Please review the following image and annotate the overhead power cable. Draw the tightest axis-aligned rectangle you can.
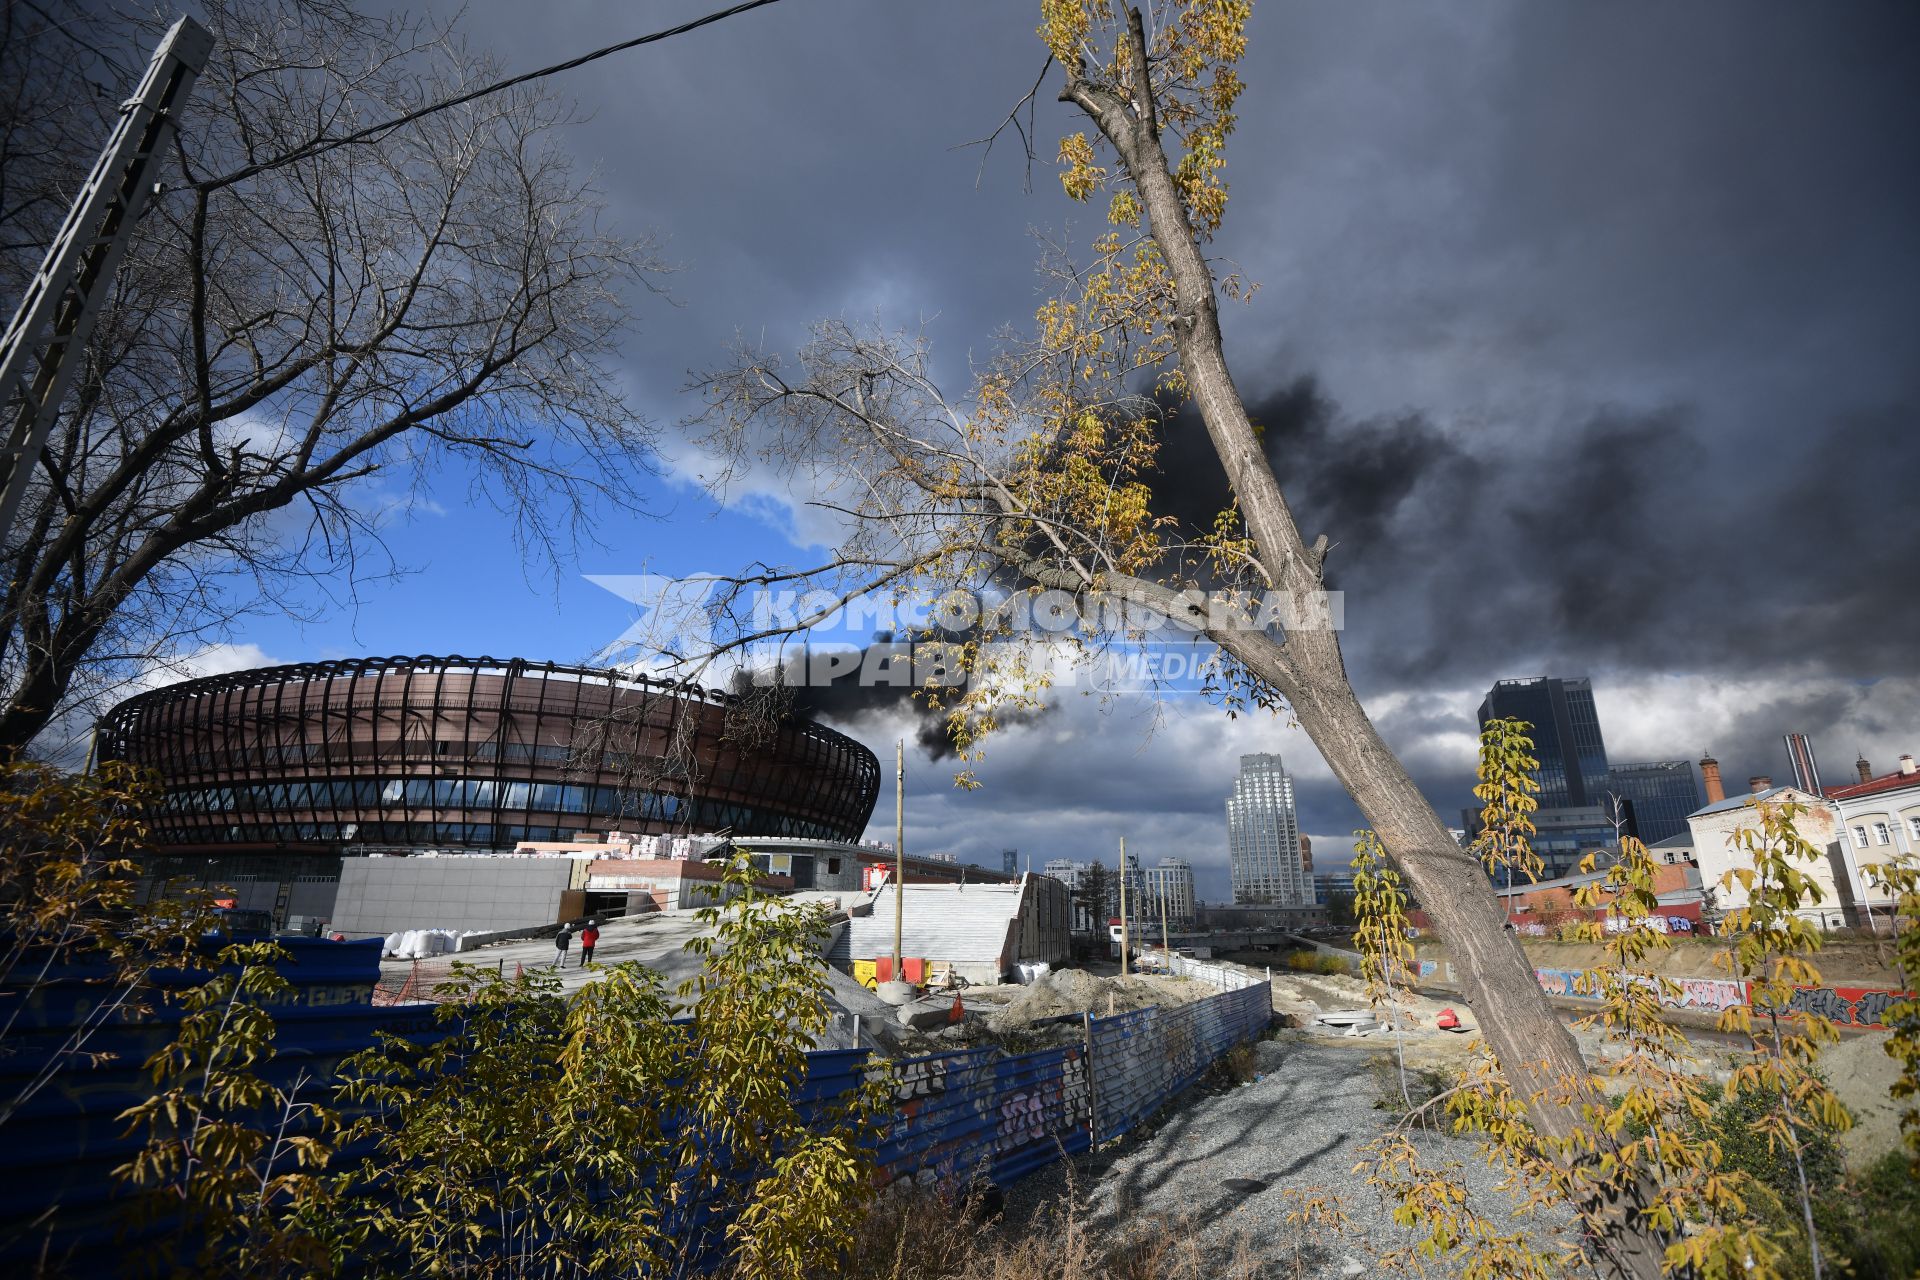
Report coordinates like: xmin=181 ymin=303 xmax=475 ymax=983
xmin=198 ymin=0 xmax=791 ymax=193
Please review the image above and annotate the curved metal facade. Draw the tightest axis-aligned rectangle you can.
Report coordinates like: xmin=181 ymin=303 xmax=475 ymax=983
xmin=96 ymin=656 xmax=880 ymax=853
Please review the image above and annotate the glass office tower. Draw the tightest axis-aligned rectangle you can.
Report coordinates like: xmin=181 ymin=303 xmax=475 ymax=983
xmin=1606 ymin=759 xmax=1701 ymax=845
xmin=1477 ymin=677 xmax=1611 ymax=809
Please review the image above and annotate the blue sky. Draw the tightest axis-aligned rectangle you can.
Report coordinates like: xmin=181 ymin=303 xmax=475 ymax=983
xmin=236 ymin=463 xmax=764 ymax=667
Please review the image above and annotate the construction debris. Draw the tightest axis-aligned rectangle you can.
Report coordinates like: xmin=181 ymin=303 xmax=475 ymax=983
xmin=896 ymin=997 xmax=955 ymax=1031
xmin=981 ymin=968 xmax=1208 ymax=1035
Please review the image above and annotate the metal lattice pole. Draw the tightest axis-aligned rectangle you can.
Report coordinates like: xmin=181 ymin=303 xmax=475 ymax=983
xmin=0 ymin=16 xmax=213 ymax=549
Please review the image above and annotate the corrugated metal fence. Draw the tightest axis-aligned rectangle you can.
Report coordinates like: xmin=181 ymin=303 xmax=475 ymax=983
xmin=1090 ymin=983 xmax=1270 ymax=1144
xmin=1167 ymin=953 xmax=1267 ymax=992
xmin=832 ymin=967 xmax=1274 ymax=1187
xmin=0 ymin=938 xmax=447 ymax=1265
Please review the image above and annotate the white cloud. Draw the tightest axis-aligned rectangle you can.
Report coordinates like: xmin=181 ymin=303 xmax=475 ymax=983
xmin=131 ymin=643 xmax=289 ymax=693
xmin=33 ymin=643 xmax=290 ymax=767
xmin=1593 ymin=668 xmax=1920 ymax=783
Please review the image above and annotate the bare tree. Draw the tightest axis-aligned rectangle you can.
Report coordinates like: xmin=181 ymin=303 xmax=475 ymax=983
xmin=683 ymin=5 xmax=1667 ymax=1273
xmin=0 ymin=0 xmax=664 ymax=756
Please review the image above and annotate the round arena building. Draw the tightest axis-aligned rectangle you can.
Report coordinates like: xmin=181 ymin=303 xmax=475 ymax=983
xmin=96 ymin=655 xmax=881 ymax=856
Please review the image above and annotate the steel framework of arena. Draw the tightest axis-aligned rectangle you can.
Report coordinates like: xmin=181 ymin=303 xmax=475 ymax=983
xmin=96 ymin=655 xmax=882 ymax=856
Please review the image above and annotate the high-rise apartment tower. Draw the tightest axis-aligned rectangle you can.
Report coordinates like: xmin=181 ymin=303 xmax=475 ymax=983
xmin=1226 ymin=754 xmax=1310 ymax=905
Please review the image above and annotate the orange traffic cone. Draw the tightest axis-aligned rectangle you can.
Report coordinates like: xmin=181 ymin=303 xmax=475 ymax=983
xmin=949 ymin=993 xmax=965 ymax=1024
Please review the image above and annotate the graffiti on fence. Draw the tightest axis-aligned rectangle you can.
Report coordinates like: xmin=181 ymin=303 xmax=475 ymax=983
xmin=891 ymin=1056 xmax=950 ymax=1107
xmin=1672 ymin=977 xmax=1748 ymax=1012
xmin=1534 ymin=967 xmax=1594 ymax=1000
xmin=1781 ymin=985 xmax=1852 ymax=1024
xmin=1780 ymin=984 xmax=1916 ymax=1030
xmin=1602 ymin=915 xmax=1696 ymax=935
xmin=1536 ymin=967 xmax=1746 ymax=1014
xmin=1528 ymin=967 xmax=1914 ymax=1027
xmin=1060 ymin=1050 xmax=1090 ymax=1123
xmin=992 ymin=1082 xmax=1052 ymax=1156
xmin=1165 ymin=1008 xmax=1198 ymax=1082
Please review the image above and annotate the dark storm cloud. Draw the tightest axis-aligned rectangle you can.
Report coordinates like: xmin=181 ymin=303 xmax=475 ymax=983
xmin=1149 ymin=377 xmax=1478 ymax=592
xmin=1174 ymin=376 xmax=1920 ymax=694
xmin=735 ymin=637 xmax=1047 ymax=760
xmin=414 ymin=0 xmax=1917 ymax=878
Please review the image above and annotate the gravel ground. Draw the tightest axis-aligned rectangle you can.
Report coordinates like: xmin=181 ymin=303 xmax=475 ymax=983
xmin=996 ymin=1034 xmax=1561 ymax=1278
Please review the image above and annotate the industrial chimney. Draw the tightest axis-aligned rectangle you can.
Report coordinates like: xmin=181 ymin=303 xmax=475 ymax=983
xmin=1700 ymin=755 xmax=1725 ymax=804
xmin=1749 ymin=775 xmax=1772 ymax=793
xmin=1784 ymin=733 xmax=1822 ymax=794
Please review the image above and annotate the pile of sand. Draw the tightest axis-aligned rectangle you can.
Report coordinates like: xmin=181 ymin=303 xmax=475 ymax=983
xmin=985 ymin=970 xmax=1208 ymax=1033
xmin=1822 ymin=1032 xmax=1907 ymax=1164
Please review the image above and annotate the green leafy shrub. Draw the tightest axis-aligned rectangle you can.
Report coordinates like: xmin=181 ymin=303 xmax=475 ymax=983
xmin=1841 ymin=1150 xmax=1920 ymax=1280
xmin=114 ymin=852 xmax=880 ymax=1279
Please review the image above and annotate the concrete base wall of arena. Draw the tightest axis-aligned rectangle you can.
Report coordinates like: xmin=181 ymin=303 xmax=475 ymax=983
xmin=331 ymin=858 xmax=584 ymax=938
xmin=135 ymin=862 xmax=344 ymax=936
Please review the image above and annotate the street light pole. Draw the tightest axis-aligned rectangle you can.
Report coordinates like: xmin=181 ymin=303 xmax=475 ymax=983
xmin=893 ymin=738 xmax=904 ymax=978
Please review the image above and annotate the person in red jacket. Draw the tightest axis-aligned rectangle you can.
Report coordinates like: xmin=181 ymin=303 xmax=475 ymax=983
xmin=578 ymin=921 xmax=601 ymax=967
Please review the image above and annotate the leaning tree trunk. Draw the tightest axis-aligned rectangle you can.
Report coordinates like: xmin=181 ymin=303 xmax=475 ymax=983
xmin=1278 ymin=646 xmax=1668 ymax=1276
xmin=1062 ymin=13 xmax=1669 ymax=1277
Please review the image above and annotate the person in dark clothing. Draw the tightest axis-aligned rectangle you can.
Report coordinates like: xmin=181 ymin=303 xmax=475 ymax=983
xmin=578 ymin=921 xmax=600 ymax=966
xmin=553 ymin=925 xmax=572 ymax=969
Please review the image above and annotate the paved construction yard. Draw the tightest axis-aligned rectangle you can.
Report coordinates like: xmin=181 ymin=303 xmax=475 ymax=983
xmin=379 ymin=912 xmax=720 ymax=997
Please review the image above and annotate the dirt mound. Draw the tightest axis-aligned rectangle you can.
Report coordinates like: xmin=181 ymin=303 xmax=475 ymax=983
xmin=1823 ymin=1032 xmax=1907 ymax=1164
xmin=985 ymin=970 xmax=1207 ymax=1033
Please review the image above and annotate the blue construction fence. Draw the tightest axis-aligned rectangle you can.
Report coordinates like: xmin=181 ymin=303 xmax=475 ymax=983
xmin=0 ymin=937 xmax=445 ymax=1268
xmin=811 ymin=978 xmax=1273 ymax=1195
xmin=1 ymin=939 xmax=1272 ymax=1271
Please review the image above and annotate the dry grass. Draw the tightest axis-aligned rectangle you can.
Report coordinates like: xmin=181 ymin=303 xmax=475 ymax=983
xmin=1282 ymin=951 xmax=1355 ymax=977
xmin=1216 ymin=1040 xmax=1260 ymax=1085
xmin=839 ymin=1173 xmax=1266 ymax=1280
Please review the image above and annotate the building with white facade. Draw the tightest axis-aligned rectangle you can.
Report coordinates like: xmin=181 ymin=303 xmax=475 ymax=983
xmin=1227 ymin=753 xmax=1310 ymax=905
xmin=1042 ymin=858 xmax=1086 ymax=888
xmin=1042 ymin=857 xmax=1105 ymax=932
xmin=1685 ymin=782 xmax=1852 ymax=930
xmin=1825 ymin=753 xmax=1920 ymax=932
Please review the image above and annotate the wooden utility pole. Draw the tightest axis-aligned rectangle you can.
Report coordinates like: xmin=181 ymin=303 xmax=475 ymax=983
xmin=1117 ymin=836 xmax=1129 ymax=976
xmin=893 ymin=738 xmax=904 ymax=976
xmin=1159 ymin=866 xmax=1171 ymax=964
